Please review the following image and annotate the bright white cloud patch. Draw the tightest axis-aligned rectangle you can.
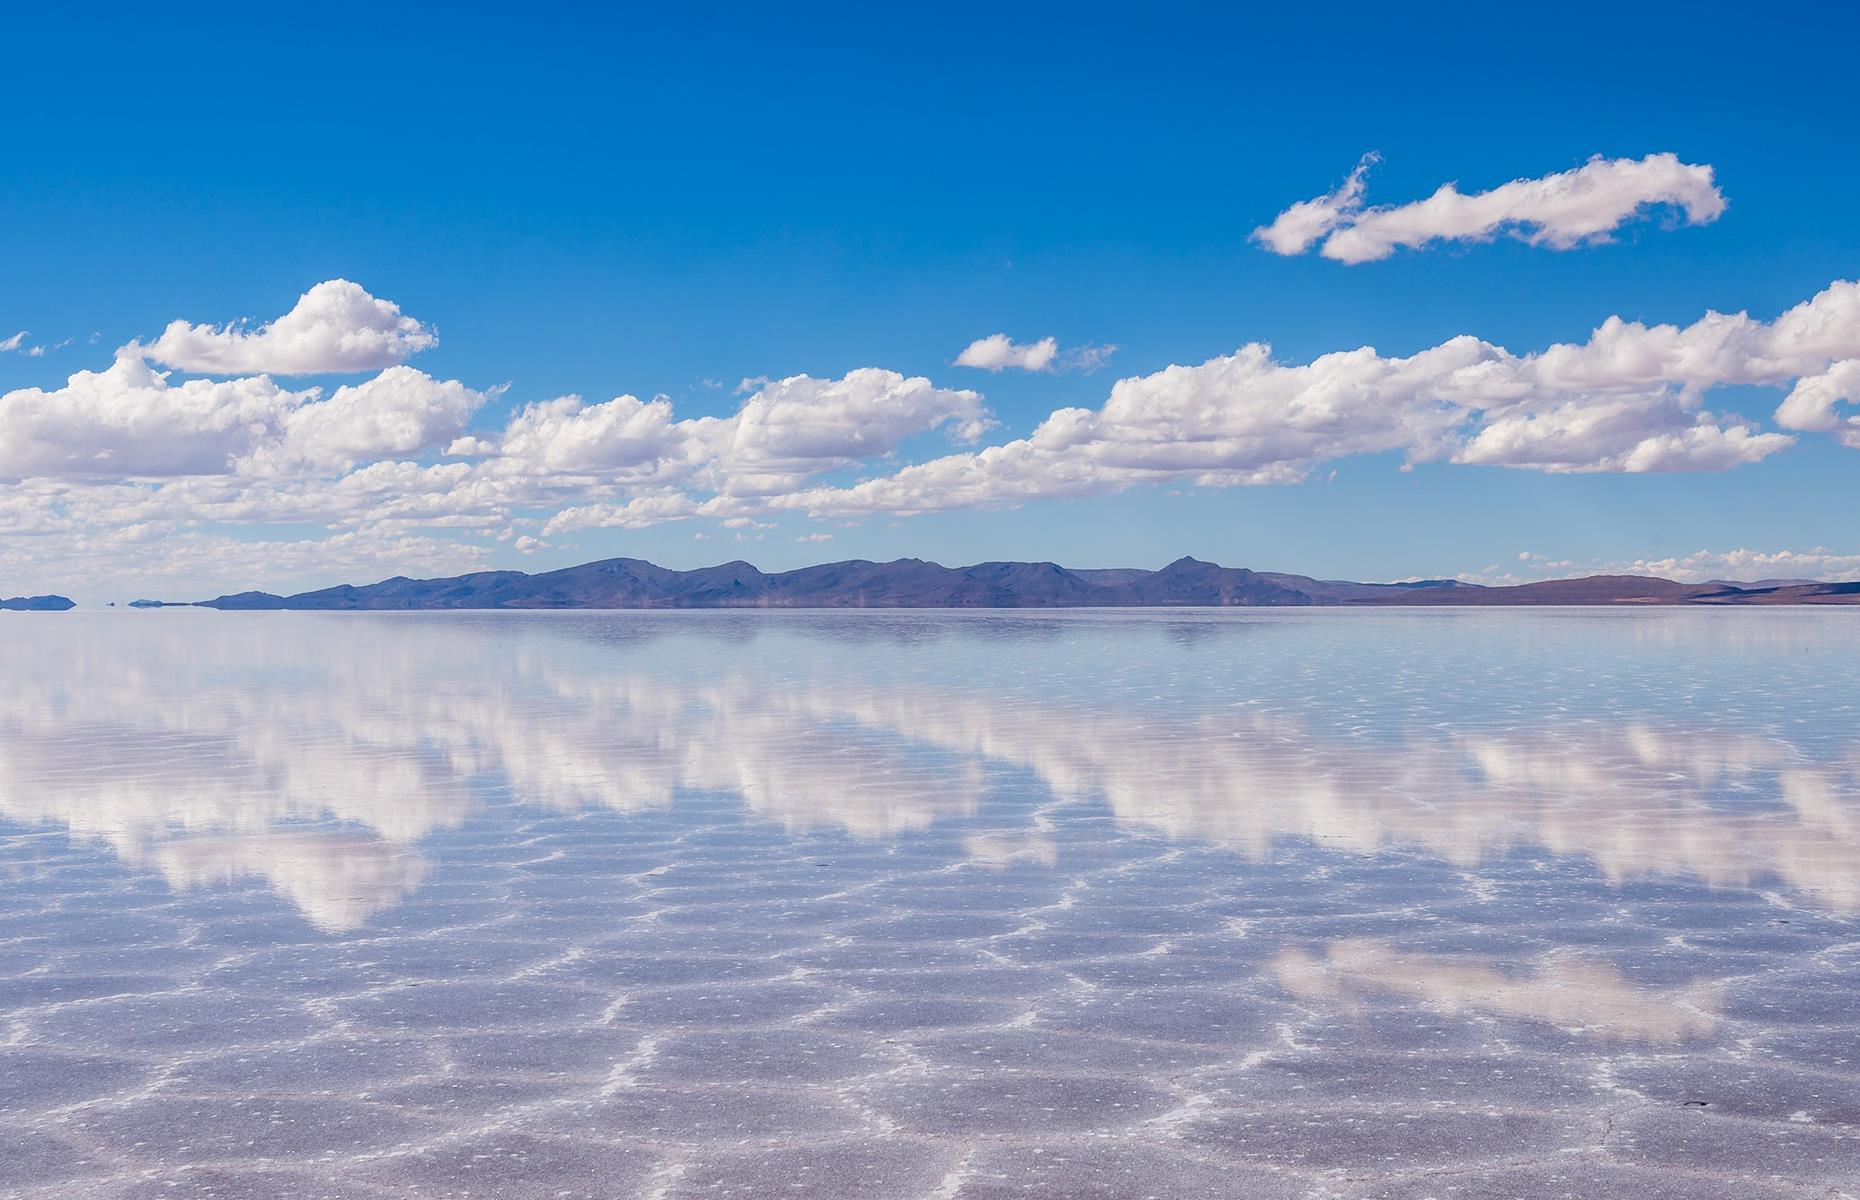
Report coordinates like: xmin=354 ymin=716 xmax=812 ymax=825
xmin=955 ymin=333 xmax=1116 ymax=374
xmin=8 ymin=277 xmax=1860 ymax=601
xmin=443 ymin=435 xmax=498 ymax=458
xmin=0 ymin=351 xmax=305 ymax=480
xmin=1776 ymin=359 xmax=1860 ymax=446
xmin=263 ymin=368 xmax=491 ymax=473
xmin=498 ymin=393 xmax=689 ymax=476
xmin=711 ymin=369 xmax=992 ymax=489
xmin=774 ymin=282 xmax=1860 ymax=518
xmin=542 ymin=491 xmax=703 ymax=536
xmin=0 ymin=354 xmax=490 ymax=483
xmin=135 ymin=279 xmax=438 ymax=375
xmin=1251 ymin=155 xmax=1377 ymax=256
xmin=495 ymin=368 xmax=988 ymax=496
xmin=1256 ymin=153 xmax=1725 ymax=264
xmin=957 ymin=334 xmax=1058 ymax=372
xmin=0 ymin=332 xmax=27 ymax=353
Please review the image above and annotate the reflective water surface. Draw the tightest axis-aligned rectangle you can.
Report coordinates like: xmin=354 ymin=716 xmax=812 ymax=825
xmin=2 ymin=609 xmax=1857 ymax=1199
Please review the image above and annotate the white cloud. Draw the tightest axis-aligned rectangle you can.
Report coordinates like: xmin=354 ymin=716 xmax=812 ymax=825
xmin=443 ymin=435 xmax=498 ymax=457
xmin=1453 ymin=397 xmax=1787 ymax=473
xmin=956 ymin=333 xmax=1058 ymax=372
xmin=12 ymin=276 xmax=1860 ymax=602
xmin=1257 ymin=153 xmax=1725 ymax=264
xmin=1776 ymin=359 xmax=1860 ymax=446
xmin=493 ymin=368 xmax=989 ymax=494
xmin=135 ymin=279 xmax=438 ymax=375
xmin=258 ymin=367 xmax=491 ymax=473
xmin=1251 ymin=154 xmax=1376 ymax=256
xmin=0 ymin=354 xmax=489 ymax=483
xmin=796 ymin=532 xmax=833 ymax=543
xmin=497 ymin=392 xmax=689 ymax=476
xmin=1 ymin=332 xmax=74 ymax=359
xmin=541 ymin=491 xmax=704 ymax=536
xmin=707 ymin=369 xmax=992 ymax=492
xmin=769 ymin=281 xmax=1860 ymax=517
xmin=955 ymin=333 xmax=1116 ymax=374
xmin=0 ymin=351 xmax=305 ymax=480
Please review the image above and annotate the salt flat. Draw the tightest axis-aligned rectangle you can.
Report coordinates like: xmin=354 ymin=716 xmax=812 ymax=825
xmin=0 ymin=609 xmax=1856 ymax=1198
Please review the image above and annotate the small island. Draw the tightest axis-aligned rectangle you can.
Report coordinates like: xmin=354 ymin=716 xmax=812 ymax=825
xmin=0 ymin=595 xmax=75 ymax=611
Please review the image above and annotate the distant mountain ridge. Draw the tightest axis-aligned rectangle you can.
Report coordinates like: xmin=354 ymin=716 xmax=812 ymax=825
xmin=157 ymin=557 xmax=1860 ymax=610
xmin=0 ymin=595 xmax=75 ymax=611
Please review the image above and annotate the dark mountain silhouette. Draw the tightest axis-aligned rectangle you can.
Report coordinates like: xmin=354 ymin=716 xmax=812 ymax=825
xmin=161 ymin=557 xmax=1860 ymax=610
xmin=0 ymin=595 xmax=75 ymax=611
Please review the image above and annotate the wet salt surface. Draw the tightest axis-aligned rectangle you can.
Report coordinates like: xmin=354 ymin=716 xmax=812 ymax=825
xmin=1 ymin=608 xmax=1857 ymax=1199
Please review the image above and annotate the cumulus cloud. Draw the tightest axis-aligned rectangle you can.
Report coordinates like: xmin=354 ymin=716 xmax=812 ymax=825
xmin=1256 ymin=153 xmax=1725 ymax=264
xmin=0 ymin=354 xmax=490 ymax=483
xmin=259 ymin=368 xmax=492 ymax=473
xmin=498 ymin=392 xmax=689 ymax=476
xmin=0 ymin=351 xmax=305 ymax=480
xmin=443 ymin=435 xmax=498 ymax=457
xmin=706 ymin=369 xmax=992 ymax=492
xmin=955 ymin=333 xmax=1117 ymax=374
xmin=1251 ymin=154 xmax=1377 ymax=256
xmin=1454 ymin=399 xmax=1787 ymax=474
xmin=1776 ymin=359 xmax=1860 ymax=446
xmin=10 ymin=276 xmax=1860 ymax=601
xmin=541 ymin=491 xmax=703 ymax=536
xmin=770 ymin=282 xmax=1860 ymax=518
xmin=135 ymin=279 xmax=438 ymax=375
xmin=0 ymin=325 xmax=998 ymax=595
xmin=956 ymin=334 xmax=1058 ymax=372
xmin=497 ymin=369 xmax=990 ymax=492
xmin=0 ymin=331 xmax=28 ymax=353
xmin=766 ymin=295 xmax=1845 ymax=520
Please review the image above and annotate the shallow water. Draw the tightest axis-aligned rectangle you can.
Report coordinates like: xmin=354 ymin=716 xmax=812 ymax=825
xmin=1 ymin=609 xmax=1857 ymax=1199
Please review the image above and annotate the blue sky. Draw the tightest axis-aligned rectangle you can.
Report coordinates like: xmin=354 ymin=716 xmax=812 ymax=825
xmin=4 ymin=3 xmax=1859 ymax=600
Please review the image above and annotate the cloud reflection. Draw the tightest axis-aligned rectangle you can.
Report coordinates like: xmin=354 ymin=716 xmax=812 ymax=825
xmin=1272 ymin=938 xmax=1722 ymax=1042
xmin=0 ymin=615 xmax=1855 ymax=928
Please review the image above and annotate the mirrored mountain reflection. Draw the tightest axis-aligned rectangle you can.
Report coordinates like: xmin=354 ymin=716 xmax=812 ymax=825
xmin=0 ymin=613 xmax=1856 ymax=930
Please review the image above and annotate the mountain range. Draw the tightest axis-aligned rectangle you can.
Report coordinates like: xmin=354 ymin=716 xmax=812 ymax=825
xmin=137 ymin=557 xmax=1860 ymax=610
xmin=0 ymin=595 xmax=75 ymax=611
